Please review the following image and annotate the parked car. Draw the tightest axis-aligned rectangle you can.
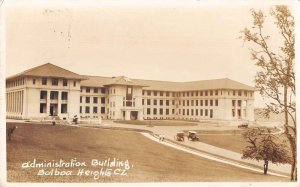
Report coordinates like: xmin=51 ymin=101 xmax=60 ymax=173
xmin=188 ymin=131 xmax=199 ymax=141
xmin=174 ymin=132 xmax=185 ymax=141
xmin=238 ymin=123 xmax=249 ymax=128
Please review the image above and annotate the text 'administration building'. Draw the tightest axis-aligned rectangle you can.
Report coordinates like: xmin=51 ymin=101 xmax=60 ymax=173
xmin=6 ymin=63 xmax=255 ymax=123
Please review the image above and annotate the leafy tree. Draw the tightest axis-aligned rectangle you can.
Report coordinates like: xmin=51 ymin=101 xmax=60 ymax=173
xmin=242 ymin=128 xmax=291 ymax=175
xmin=239 ymin=6 xmax=296 ymax=180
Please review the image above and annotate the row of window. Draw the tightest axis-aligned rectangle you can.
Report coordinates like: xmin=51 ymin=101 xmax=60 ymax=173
xmin=40 ymin=91 xmax=68 ymax=100
xmin=36 ymin=78 xmax=77 ymax=87
xmin=145 ymin=108 xmax=214 ymax=117
xmin=81 ymin=87 xmax=107 ymax=94
xmin=80 ymin=96 xmax=106 ymax=104
xmin=39 ymin=103 xmax=67 ymax=113
xmin=144 ymin=99 xmax=219 ymax=107
xmin=80 ymin=106 xmax=106 ymax=114
xmin=6 ymin=78 xmax=25 ymax=88
xmin=143 ymin=90 xmax=253 ymax=97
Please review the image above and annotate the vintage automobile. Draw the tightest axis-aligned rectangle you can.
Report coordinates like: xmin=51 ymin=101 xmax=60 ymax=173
xmin=238 ymin=123 xmax=249 ymax=128
xmin=174 ymin=131 xmax=185 ymax=141
xmin=188 ymin=131 xmax=199 ymax=141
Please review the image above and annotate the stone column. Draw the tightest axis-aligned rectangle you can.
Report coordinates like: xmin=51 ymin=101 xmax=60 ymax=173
xmin=58 ymin=91 xmax=61 ymax=117
xmin=125 ymin=110 xmax=131 ymax=120
xmin=47 ymin=91 xmax=51 ymax=116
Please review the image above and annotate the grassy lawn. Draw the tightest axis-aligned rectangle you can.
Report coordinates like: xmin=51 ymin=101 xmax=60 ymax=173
xmin=193 ymin=129 xmax=290 ymax=154
xmin=6 ymin=122 xmax=288 ymax=182
xmin=114 ymin=120 xmax=198 ymax=126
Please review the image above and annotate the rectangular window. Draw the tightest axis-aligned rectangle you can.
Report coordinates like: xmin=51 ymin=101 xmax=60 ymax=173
xmin=40 ymin=103 xmax=46 ymax=113
xmin=63 ymin=79 xmax=68 ymax=86
xmin=101 ymin=107 xmax=105 ymax=114
xmin=166 ymin=109 xmax=169 ymax=115
xmin=61 ymin=92 xmax=68 ymax=100
xmin=187 ymin=109 xmax=189 ymax=116
xmin=42 ymin=77 xmax=47 ymax=85
xmin=210 ymin=100 xmax=213 ymax=106
xmin=200 ymin=91 xmax=203 ymax=96
xmin=183 ymin=100 xmax=185 ymax=106
xmin=160 ymin=100 xmax=163 ymax=106
xmin=244 ymin=91 xmax=248 ymax=96
xmin=196 ymin=92 xmax=199 ymax=96
xmin=101 ymin=97 xmax=105 ymax=104
xmin=93 ymin=107 xmax=98 ymax=113
xmin=205 ymin=91 xmax=208 ymax=96
xmin=93 ymin=97 xmax=98 ymax=104
xmin=85 ymin=106 xmax=90 ymax=114
xmin=215 ymin=90 xmax=218 ymax=96
xmin=94 ymin=88 xmax=98 ymax=93
xmin=147 ymin=99 xmax=151 ymax=105
xmin=166 ymin=100 xmax=169 ymax=106
xmin=233 ymin=90 xmax=236 ymax=96
xmin=153 ymin=108 xmax=157 ymax=115
xmin=215 ymin=99 xmax=218 ymax=106
xmin=142 ymin=99 xmax=144 ymax=105
xmin=205 ymin=109 xmax=208 ymax=116
xmin=210 ymin=90 xmax=213 ymax=96
xmin=73 ymin=81 xmax=76 ymax=87
xmin=187 ymin=92 xmax=189 ymax=97
xmin=61 ymin=104 xmax=67 ymax=113
xmin=33 ymin=79 xmax=36 ymax=85
xmin=172 ymin=92 xmax=175 ymax=97
xmin=166 ymin=92 xmax=169 ymax=97
xmin=191 ymin=100 xmax=194 ymax=106
xmin=196 ymin=100 xmax=199 ymax=106
xmin=40 ymin=91 xmax=47 ymax=99
xmin=154 ymin=91 xmax=157 ymax=96
xmin=147 ymin=91 xmax=151 ymax=96
xmin=205 ymin=100 xmax=208 ymax=106
xmin=196 ymin=109 xmax=198 ymax=115
xmin=200 ymin=100 xmax=203 ymax=106
xmin=160 ymin=92 xmax=163 ymax=96
xmin=172 ymin=100 xmax=175 ymax=105
xmin=52 ymin=78 xmax=58 ymax=86
xmin=191 ymin=92 xmax=194 ymax=97
xmin=191 ymin=109 xmax=194 ymax=116
xmin=80 ymin=106 xmax=82 ymax=113
xmin=183 ymin=109 xmax=185 ymax=115
xmin=147 ymin=108 xmax=151 ymax=115
xmin=187 ymin=100 xmax=189 ymax=106
xmin=86 ymin=97 xmax=90 ymax=103
xmin=142 ymin=90 xmax=145 ymax=95
xmin=50 ymin=91 xmax=58 ymax=99
xmin=238 ymin=100 xmax=242 ymax=107
xmin=200 ymin=109 xmax=203 ymax=116
xmin=80 ymin=96 xmax=82 ymax=103
xmin=238 ymin=90 xmax=242 ymax=96
xmin=154 ymin=99 xmax=157 ymax=105
xmin=232 ymin=109 xmax=235 ymax=117
xmin=232 ymin=100 xmax=236 ymax=107
xmin=101 ymin=87 xmax=106 ymax=94
xmin=159 ymin=108 xmax=163 ymax=115
xmin=86 ymin=88 xmax=90 ymax=93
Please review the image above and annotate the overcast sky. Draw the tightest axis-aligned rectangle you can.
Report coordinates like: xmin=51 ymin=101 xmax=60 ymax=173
xmin=4 ymin=1 xmax=296 ymax=107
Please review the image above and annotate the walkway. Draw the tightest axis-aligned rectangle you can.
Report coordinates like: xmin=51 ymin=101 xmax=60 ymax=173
xmin=98 ymin=120 xmax=291 ymax=175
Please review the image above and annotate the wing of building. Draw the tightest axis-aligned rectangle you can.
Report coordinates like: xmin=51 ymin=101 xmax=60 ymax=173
xmin=6 ymin=63 xmax=255 ymax=124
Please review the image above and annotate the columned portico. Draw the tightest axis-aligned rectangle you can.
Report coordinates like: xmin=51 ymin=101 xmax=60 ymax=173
xmin=122 ymin=108 xmax=144 ymax=121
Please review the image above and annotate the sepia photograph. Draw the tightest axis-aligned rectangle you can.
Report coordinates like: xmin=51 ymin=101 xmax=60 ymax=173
xmin=0 ymin=0 xmax=298 ymax=186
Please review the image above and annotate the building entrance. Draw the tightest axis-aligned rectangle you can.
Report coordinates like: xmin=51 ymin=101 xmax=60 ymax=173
xmin=50 ymin=104 xmax=58 ymax=116
xmin=130 ymin=111 xmax=138 ymax=120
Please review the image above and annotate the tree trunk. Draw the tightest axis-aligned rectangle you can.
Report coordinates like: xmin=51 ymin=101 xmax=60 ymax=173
xmin=264 ymin=161 xmax=268 ymax=175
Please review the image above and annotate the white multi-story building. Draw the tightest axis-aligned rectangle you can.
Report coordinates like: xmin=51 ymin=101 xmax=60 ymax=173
xmin=6 ymin=63 xmax=255 ymax=123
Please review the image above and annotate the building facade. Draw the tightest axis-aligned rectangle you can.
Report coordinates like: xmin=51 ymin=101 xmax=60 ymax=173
xmin=6 ymin=63 xmax=255 ymax=123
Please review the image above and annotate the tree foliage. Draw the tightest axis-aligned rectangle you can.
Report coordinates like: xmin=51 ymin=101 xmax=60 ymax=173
xmin=239 ymin=5 xmax=296 ymax=180
xmin=242 ymin=128 xmax=290 ymax=164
